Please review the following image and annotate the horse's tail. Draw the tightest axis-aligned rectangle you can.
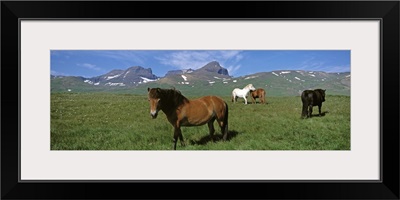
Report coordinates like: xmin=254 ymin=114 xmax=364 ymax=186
xmin=222 ymin=102 xmax=229 ymax=140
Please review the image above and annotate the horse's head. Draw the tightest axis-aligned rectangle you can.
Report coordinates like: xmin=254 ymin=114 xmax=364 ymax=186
xmin=320 ymin=89 xmax=326 ymax=102
xmin=147 ymin=87 xmax=163 ymax=119
xmin=246 ymin=84 xmax=256 ymax=91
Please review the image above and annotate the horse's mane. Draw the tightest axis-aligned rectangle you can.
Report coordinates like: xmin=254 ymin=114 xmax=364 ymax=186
xmin=152 ymin=88 xmax=189 ymax=107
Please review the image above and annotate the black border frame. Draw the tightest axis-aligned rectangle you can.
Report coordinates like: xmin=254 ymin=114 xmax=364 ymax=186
xmin=2 ymin=1 xmax=399 ymax=199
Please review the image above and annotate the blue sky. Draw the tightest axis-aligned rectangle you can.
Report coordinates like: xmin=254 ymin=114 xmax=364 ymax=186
xmin=51 ymin=50 xmax=350 ymax=78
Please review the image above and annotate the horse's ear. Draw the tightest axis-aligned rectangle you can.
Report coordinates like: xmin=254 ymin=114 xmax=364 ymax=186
xmin=157 ymin=88 xmax=161 ymax=93
xmin=147 ymin=87 xmax=150 ymax=92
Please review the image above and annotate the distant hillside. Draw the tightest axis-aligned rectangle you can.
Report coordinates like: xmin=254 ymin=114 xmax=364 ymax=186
xmin=142 ymin=70 xmax=350 ymax=97
xmin=51 ymin=62 xmax=350 ymax=96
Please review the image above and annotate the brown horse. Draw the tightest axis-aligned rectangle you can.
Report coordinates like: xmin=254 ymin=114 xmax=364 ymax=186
xmin=250 ymin=88 xmax=266 ymax=104
xmin=147 ymin=88 xmax=229 ymax=150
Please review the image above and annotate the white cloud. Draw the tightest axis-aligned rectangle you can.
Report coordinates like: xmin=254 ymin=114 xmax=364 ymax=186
xmin=226 ymin=65 xmax=241 ymax=76
xmin=51 ymin=70 xmax=69 ymax=76
xmin=321 ymin=65 xmax=351 ymax=72
xmin=299 ymin=65 xmax=350 ymax=73
xmin=219 ymin=50 xmax=242 ymax=60
xmin=157 ymin=50 xmax=243 ymax=71
xmin=296 ymin=55 xmax=349 ymax=72
xmin=235 ymin=54 xmax=244 ymax=62
xmin=97 ymin=51 xmax=145 ymax=66
xmin=77 ymin=63 xmax=103 ymax=71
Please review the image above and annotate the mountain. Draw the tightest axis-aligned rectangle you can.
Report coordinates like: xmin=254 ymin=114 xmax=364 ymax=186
xmin=87 ymin=66 xmax=158 ymax=87
xmin=51 ymin=66 xmax=158 ymax=92
xmin=50 ymin=62 xmax=351 ymax=96
xmin=158 ymin=61 xmax=231 ymax=85
xmin=165 ymin=68 xmax=194 ymax=76
xmin=193 ymin=61 xmax=229 ymax=76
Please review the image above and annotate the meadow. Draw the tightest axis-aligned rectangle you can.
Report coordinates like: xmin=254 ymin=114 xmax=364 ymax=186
xmin=51 ymin=93 xmax=350 ymax=150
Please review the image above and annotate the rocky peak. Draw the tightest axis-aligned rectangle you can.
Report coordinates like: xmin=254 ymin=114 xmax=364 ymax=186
xmin=196 ymin=61 xmax=229 ymax=76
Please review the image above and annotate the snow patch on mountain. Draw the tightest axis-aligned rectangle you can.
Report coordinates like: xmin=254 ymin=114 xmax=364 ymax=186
xmin=123 ymin=71 xmax=130 ymax=78
xmin=181 ymin=75 xmax=188 ymax=81
xmin=105 ymin=82 xmax=125 ymax=86
xmin=140 ymin=77 xmax=157 ymax=83
xmin=244 ymin=75 xmax=258 ymax=80
xmin=106 ymin=74 xmax=123 ymax=80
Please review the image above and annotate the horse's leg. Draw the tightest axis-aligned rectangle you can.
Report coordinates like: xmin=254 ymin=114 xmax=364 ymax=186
xmin=173 ymin=127 xmax=179 ymax=150
xmin=244 ymin=97 xmax=247 ymax=104
xmin=251 ymin=96 xmax=255 ymax=104
xmin=173 ymin=126 xmax=184 ymax=150
xmin=308 ymin=105 xmax=313 ymax=118
xmin=216 ymin=117 xmax=228 ymax=141
xmin=218 ymin=120 xmax=228 ymax=141
xmin=222 ymin=122 xmax=228 ymax=141
xmin=208 ymin=119 xmax=216 ymax=142
xmin=178 ymin=128 xmax=185 ymax=147
xmin=301 ymin=103 xmax=308 ymax=118
xmin=318 ymin=104 xmax=322 ymax=116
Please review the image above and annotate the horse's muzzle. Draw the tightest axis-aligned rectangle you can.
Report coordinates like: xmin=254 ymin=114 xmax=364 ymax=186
xmin=150 ymin=111 xmax=158 ymax=119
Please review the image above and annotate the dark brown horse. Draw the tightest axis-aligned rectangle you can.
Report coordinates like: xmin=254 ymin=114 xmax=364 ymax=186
xmin=250 ymin=88 xmax=266 ymax=104
xmin=147 ymin=88 xmax=229 ymax=150
xmin=301 ymin=89 xmax=326 ymax=118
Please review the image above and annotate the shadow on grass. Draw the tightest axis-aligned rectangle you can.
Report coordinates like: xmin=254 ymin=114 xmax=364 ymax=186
xmin=311 ymin=111 xmax=329 ymax=117
xmin=189 ymin=130 xmax=240 ymax=145
xmin=248 ymin=101 xmax=269 ymax=105
xmin=302 ymin=111 xmax=329 ymax=118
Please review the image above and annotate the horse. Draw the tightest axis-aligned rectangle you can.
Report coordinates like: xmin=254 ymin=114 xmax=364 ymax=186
xmin=231 ymin=84 xmax=256 ymax=104
xmin=250 ymin=88 xmax=266 ymax=104
xmin=147 ymin=87 xmax=229 ymax=150
xmin=301 ymin=89 xmax=326 ymax=118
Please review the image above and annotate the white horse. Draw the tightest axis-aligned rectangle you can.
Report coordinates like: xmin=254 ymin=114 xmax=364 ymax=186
xmin=232 ymin=84 xmax=256 ymax=104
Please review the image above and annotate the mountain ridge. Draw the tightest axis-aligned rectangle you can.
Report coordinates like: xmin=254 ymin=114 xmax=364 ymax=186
xmin=51 ymin=61 xmax=350 ymax=96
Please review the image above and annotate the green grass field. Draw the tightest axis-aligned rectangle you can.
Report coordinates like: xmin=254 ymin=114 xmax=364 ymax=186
xmin=51 ymin=93 xmax=350 ymax=150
